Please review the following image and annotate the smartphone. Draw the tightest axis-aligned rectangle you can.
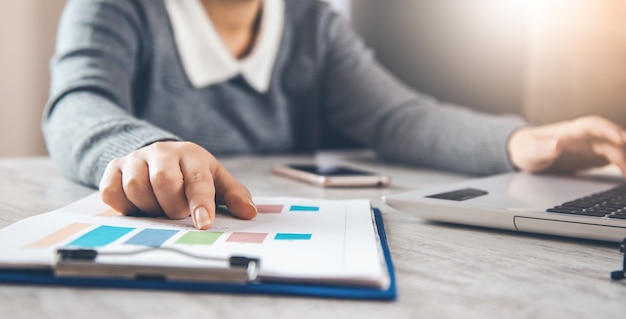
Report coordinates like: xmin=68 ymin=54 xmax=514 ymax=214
xmin=271 ymin=163 xmax=391 ymax=187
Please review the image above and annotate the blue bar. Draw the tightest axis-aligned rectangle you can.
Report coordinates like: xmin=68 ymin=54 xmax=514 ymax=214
xmin=289 ymin=205 xmax=319 ymax=212
xmin=124 ymin=229 xmax=178 ymax=247
xmin=68 ymin=225 xmax=134 ymax=248
xmin=274 ymin=233 xmax=312 ymax=240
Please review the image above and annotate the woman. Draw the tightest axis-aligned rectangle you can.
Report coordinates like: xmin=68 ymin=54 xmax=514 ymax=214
xmin=44 ymin=0 xmax=626 ymax=230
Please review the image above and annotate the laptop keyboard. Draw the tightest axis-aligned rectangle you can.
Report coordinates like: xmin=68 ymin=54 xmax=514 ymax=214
xmin=547 ymin=184 xmax=626 ymax=219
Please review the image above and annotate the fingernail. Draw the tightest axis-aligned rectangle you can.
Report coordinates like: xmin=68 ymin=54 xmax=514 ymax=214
xmin=247 ymin=199 xmax=258 ymax=218
xmin=193 ymin=206 xmax=211 ymax=230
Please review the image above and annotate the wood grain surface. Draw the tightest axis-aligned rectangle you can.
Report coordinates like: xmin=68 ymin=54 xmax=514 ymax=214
xmin=1 ymin=154 xmax=624 ymax=319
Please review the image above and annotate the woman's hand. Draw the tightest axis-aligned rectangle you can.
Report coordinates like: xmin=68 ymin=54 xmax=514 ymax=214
xmin=98 ymin=141 xmax=257 ymax=230
xmin=508 ymin=116 xmax=626 ymax=176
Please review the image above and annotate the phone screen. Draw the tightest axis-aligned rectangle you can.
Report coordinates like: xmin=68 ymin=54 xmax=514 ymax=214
xmin=286 ymin=164 xmax=375 ymax=176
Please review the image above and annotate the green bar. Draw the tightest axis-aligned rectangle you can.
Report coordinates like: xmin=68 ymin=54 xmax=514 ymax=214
xmin=175 ymin=231 xmax=223 ymax=245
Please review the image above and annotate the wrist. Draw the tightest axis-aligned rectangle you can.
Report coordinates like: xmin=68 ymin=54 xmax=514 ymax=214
xmin=506 ymin=126 xmax=531 ymax=172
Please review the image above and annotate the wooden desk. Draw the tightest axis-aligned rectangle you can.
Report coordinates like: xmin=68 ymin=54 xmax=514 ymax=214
xmin=1 ymin=154 xmax=625 ymax=318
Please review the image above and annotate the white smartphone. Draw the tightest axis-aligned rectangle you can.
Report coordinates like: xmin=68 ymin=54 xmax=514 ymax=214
xmin=271 ymin=163 xmax=391 ymax=187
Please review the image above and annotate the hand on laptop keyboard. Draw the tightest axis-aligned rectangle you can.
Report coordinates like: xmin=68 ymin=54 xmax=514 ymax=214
xmin=508 ymin=116 xmax=626 ymax=178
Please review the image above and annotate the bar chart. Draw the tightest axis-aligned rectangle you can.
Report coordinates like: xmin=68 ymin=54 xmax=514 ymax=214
xmin=27 ymin=223 xmax=314 ymax=249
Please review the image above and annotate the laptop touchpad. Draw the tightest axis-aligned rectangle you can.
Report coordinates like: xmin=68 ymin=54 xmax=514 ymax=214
xmin=426 ymin=188 xmax=489 ymax=201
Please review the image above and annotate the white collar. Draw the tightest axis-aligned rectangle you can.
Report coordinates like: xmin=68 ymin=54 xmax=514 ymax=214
xmin=164 ymin=0 xmax=284 ymax=93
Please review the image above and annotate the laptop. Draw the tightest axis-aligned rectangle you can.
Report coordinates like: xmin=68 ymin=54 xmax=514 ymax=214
xmin=383 ymin=172 xmax=626 ymax=242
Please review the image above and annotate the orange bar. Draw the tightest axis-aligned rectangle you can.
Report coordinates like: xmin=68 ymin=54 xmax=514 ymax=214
xmin=97 ymin=209 xmax=122 ymax=217
xmin=26 ymin=223 xmax=92 ymax=248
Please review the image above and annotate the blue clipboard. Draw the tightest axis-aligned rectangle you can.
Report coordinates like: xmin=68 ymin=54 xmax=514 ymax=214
xmin=0 ymin=208 xmax=396 ymax=301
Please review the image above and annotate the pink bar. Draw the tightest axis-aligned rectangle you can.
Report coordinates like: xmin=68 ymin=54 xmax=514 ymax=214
xmin=256 ymin=204 xmax=283 ymax=214
xmin=226 ymin=232 xmax=268 ymax=244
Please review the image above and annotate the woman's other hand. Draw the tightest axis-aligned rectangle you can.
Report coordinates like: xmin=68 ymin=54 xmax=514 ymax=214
xmin=508 ymin=116 xmax=626 ymax=176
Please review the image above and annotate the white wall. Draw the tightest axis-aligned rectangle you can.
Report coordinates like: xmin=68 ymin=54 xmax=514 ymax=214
xmin=0 ymin=0 xmax=66 ymax=157
xmin=353 ymin=0 xmax=626 ymax=126
xmin=524 ymin=0 xmax=626 ymax=128
xmin=352 ymin=0 xmax=528 ymax=116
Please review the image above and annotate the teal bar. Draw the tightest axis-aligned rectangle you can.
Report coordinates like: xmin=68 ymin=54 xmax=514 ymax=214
xmin=274 ymin=233 xmax=312 ymax=240
xmin=289 ymin=205 xmax=319 ymax=212
xmin=68 ymin=225 xmax=135 ymax=248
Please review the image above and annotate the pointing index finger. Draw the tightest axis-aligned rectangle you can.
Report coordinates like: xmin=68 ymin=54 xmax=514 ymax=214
xmin=180 ymin=156 xmax=216 ymax=230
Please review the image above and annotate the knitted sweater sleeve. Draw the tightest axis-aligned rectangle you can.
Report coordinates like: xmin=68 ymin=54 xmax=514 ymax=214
xmin=42 ymin=0 xmax=179 ymax=187
xmin=319 ymin=12 xmax=526 ymax=175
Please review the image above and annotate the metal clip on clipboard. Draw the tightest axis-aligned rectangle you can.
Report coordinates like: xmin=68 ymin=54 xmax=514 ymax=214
xmin=54 ymin=248 xmax=260 ymax=284
xmin=610 ymin=238 xmax=626 ymax=281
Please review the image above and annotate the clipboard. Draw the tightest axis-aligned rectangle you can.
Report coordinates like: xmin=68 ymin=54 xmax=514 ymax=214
xmin=0 ymin=208 xmax=396 ymax=300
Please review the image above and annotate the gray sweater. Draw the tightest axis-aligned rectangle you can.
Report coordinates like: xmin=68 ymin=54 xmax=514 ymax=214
xmin=43 ymin=0 xmax=525 ymax=188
